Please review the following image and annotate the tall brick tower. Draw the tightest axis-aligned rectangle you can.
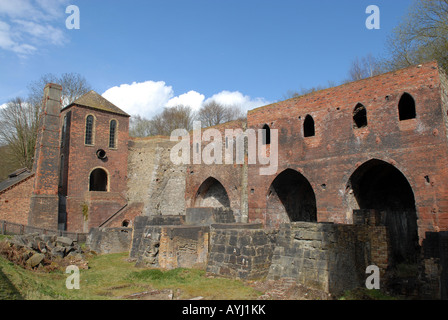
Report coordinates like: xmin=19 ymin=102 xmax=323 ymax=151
xmin=28 ymin=83 xmax=62 ymax=230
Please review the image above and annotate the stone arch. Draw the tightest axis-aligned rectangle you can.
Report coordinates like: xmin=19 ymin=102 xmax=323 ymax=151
xmin=266 ymin=169 xmax=317 ymax=227
xmin=89 ymin=167 xmax=108 ymax=192
xmin=194 ymin=177 xmax=230 ymax=208
xmin=345 ymin=159 xmax=419 ymax=264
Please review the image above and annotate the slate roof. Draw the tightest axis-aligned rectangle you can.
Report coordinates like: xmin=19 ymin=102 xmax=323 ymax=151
xmin=62 ymin=90 xmax=130 ymax=117
xmin=0 ymin=168 xmax=34 ymax=194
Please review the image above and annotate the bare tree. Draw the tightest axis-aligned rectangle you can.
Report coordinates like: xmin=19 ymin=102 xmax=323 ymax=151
xmin=27 ymin=72 xmax=92 ymax=109
xmin=0 ymin=97 xmax=40 ymax=169
xmin=151 ymin=105 xmax=195 ymax=136
xmin=384 ymin=0 xmax=448 ymax=72
xmin=348 ymin=54 xmax=383 ymax=82
xmin=197 ymin=101 xmax=245 ymax=127
xmin=129 ymin=115 xmax=153 ymax=137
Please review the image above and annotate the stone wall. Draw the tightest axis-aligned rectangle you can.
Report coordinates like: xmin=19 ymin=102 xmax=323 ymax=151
xmin=185 ymin=207 xmax=235 ymax=226
xmin=87 ymin=227 xmax=133 ymax=254
xmin=127 ymin=137 xmax=187 ymax=217
xmin=206 ymin=224 xmax=276 ymax=280
xmin=267 ymin=222 xmax=388 ymax=295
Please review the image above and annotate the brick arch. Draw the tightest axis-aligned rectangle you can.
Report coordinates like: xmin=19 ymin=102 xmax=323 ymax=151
xmin=344 ymin=158 xmax=419 ymax=265
xmin=265 ymin=168 xmax=317 ymax=228
xmin=193 ymin=177 xmax=230 ymax=208
xmin=88 ymin=167 xmax=109 ymax=192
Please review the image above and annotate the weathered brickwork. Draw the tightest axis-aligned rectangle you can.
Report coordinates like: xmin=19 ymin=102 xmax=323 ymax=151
xmin=185 ymin=120 xmax=248 ymax=222
xmin=0 ymin=175 xmax=35 ymax=225
xmin=246 ymin=62 xmax=448 ymax=241
xmin=60 ymin=101 xmax=129 ymax=232
xmin=28 ymin=84 xmax=63 ymax=230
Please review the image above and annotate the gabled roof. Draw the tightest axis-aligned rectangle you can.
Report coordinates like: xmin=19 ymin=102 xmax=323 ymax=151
xmin=0 ymin=168 xmax=34 ymax=194
xmin=63 ymin=90 xmax=130 ymax=117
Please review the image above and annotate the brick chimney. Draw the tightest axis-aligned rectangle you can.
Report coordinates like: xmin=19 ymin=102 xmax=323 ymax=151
xmin=28 ymin=83 xmax=62 ymax=230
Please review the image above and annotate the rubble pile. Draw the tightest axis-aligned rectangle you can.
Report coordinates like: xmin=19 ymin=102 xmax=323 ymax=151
xmin=0 ymin=233 xmax=89 ymax=270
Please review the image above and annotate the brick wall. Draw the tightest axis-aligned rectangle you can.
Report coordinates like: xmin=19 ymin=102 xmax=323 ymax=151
xmin=245 ymin=61 xmax=448 ymax=242
xmin=0 ymin=175 xmax=35 ymax=225
xmin=60 ymin=105 xmax=129 ymax=232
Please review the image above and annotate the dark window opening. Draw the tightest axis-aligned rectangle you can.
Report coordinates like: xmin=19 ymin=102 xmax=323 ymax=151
xmin=262 ymin=124 xmax=271 ymax=145
xmin=399 ymin=93 xmax=416 ymax=121
xmin=122 ymin=220 xmax=130 ymax=227
xmin=353 ymin=103 xmax=368 ymax=128
xmin=85 ymin=115 xmax=94 ymax=145
xmin=89 ymin=168 xmax=108 ymax=192
xmin=109 ymin=120 xmax=117 ymax=148
xmin=304 ymin=115 xmax=315 ymax=137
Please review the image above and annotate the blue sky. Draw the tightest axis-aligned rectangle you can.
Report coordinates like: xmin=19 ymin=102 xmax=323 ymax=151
xmin=0 ymin=0 xmax=413 ymax=118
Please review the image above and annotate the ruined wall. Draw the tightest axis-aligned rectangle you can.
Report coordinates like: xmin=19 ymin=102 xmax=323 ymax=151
xmin=0 ymin=175 xmax=35 ymax=225
xmin=87 ymin=227 xmax=133 ymax=254
xmin=246 ymin=62 xmax=448 ymax=242
xmin=185 ymin=120 xmax=248 ymax=223
xmin=206 ymin=224 xmax=276 ymax=280
xmin=127 ymin=137 xmax=186 ymax=217
xmin=267 ymin=222 xmax=388 ymax=295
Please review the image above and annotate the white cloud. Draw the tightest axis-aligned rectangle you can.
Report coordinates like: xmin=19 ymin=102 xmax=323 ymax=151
xmin=205 ymin=90 xmax=270 ymax=112
xmin=102 ymin=81 xmax=174 ymax=119
xmin=102 ymin=81 xmax=271 ymax=119
xmin=0 ymin=0 xmax=69 ymax=56
xmin=166 ymin=90 xmax=205 ymax=111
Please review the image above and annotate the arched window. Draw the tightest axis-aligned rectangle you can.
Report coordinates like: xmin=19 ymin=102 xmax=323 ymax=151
xmin=353 ymin=103 xmax=368 ymax=128
xmin=262 ymin=124 xmax=271 ymax=145
xmin=89 ymin=168 xmax=108 ymax=192
xmin=398 ymin=93 xmax=416 ymax=121
xmin=109 ymin=120 xmax=117 ymax=148
xmin=61 ymin=115 xmax=67 ymax=147
xmin=85 ymin=115 xmax=94 ymax=145
xmin=304 ymin=115 xmax=315 ymax=137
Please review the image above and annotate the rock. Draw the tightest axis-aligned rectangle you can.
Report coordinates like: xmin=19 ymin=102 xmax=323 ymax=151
xmin=56 ymin=236 xmax=74 ymax=247
xmin=51 ymin=246 xmax=66 ymax=258
xmin=26 ymin=253 xmax=45 ymax=268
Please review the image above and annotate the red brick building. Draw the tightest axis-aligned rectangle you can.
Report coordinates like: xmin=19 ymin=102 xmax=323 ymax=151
xmin=59 ymin=91 xmax=130 ymax=232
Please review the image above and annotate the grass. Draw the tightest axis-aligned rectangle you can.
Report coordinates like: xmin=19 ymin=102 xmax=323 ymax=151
xmin=0 ymin=251 xmax=262 ymax=300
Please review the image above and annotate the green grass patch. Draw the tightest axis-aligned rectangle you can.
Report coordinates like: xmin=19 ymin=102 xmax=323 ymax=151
xmin=0 ymin=252 xmax=262 ymax=300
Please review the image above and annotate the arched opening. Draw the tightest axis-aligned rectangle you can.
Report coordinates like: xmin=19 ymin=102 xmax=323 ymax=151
xmin=262 ymin=124 xmax=271 ymax=145
xmin=89 ymin=168 xmax=108 ymax=192
xmin=266 ymin=169 xmax=317 ymax=226
xmin=346 ymin=159 xmax=419 ymax=265
xmin=122 ymin=220 xmax=130 ymax=227
xmin=194 ymin=177 xmax=230 ymax=208
xmin=398 ymin=93 xmax=416 ymax=121
xmin=304 ymin=115 xmax=315 ymax=137
xmin=353 ymin=103 xmax=368 ymax=128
